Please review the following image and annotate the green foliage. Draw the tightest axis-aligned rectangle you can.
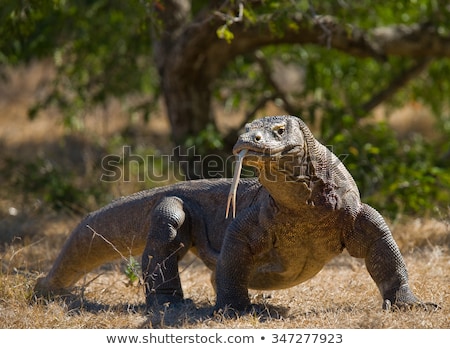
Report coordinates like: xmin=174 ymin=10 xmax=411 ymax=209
xmin=216 ymin=24 xmax=235 ymax=44
xmin=4 ymin=156 xmax=106 ymax=213
xmin=0 ymin=0 xmax=58 ymax=64
xmin=185 ymin=123 xmax=224 ymax=153
xmin=122 ymin=145 xmax=177 ymax=188
xmin=1 ymin=0 xmax=158 ymax=127
xmin=124 ymin=256 xmax=141 ymax=284
xmin=330 ymin=122 xmax=450 ymax=218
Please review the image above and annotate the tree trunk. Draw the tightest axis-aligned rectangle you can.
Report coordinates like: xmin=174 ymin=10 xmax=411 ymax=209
xmin=153 ymin=2 xmax=234 ymax=179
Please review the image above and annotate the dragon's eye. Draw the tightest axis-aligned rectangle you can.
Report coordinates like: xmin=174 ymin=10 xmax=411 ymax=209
xmin=273 ymin=125 xmax=285 ymax=136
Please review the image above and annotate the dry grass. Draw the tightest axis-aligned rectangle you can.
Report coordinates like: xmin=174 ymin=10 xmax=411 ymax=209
xmin=0 ymin=62 xmax=449 ymax=329
xmin=1 ymin=224 xmax=449 ymax=329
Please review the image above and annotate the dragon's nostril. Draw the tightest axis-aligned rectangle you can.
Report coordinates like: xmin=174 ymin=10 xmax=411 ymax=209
xmin=254 ymin=132 xmax=262 ymax=142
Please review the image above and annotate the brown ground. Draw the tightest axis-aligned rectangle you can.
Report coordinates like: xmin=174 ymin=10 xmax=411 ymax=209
xmin=0 ymin=62 xmax=448 ymax=329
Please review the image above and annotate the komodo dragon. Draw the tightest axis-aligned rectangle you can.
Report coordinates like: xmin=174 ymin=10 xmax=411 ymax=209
xmin=35 ymin=115 xmax=433 ymax=312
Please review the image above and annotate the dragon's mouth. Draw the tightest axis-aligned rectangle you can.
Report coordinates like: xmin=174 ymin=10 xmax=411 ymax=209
xmin=233 ymin=144 xmax=284 ymax=158
xmin=225 ymin=147 xmax=278 ymax=219
xmin=225 ymin=144 xmax=304 ymax=219
xmin=225 ymin=146 xmax=289 ymax=219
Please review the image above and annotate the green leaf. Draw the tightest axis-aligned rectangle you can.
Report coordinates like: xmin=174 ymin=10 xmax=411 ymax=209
xmin=216 ymin=24 xmax=234 ymax=44
xmin=124 ymin=256 xmax=141 ymax=284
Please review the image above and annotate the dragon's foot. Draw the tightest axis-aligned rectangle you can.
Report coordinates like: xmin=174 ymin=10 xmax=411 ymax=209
xmin=33 ymin=276 xmax=72 ymax=300
xmin=383 ymin=299 xmax=440 ymax=311
xmin=382 ymin=285 xmax=440 ymax=311
xmin=381 ymin=284 xmax=440 ymax=311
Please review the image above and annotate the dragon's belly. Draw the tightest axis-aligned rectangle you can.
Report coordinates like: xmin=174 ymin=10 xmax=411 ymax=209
xmin=249 ymin=250 xmax=325 ymax=290
xmin=248 ymin=213 xmax=345 ymax=290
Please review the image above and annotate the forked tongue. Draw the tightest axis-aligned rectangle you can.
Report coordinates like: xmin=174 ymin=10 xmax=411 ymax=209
xmin=225 ymin=149 xmax=248 ymax=219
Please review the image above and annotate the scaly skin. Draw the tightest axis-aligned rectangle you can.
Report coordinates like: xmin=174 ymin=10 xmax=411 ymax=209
xmin=35 ymin=115 xmax=433 ymax=312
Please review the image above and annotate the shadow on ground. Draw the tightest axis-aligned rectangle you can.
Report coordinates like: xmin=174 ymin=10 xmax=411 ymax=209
xmin=34 ymin=293 xmax=290 ymax=328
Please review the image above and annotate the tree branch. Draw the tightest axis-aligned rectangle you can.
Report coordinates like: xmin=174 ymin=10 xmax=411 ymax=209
xmin=223 ymin=15 xmax=450 ymax=63
xmin=370 ymin=22 xmax=450 ymax=58
xmin=252 ymin=50 xmax=297 ymax=115
xmin=359 ymin=58 xmax=432 ymax=115
xmin=164 ymin=5 xmax=450 ymax=90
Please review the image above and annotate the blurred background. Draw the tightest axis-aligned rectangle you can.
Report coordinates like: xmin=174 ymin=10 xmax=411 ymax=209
xmin=1 ymin=0 xmax=449 ymax=242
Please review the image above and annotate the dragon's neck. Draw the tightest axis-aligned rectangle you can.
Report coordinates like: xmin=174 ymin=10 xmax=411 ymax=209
xmin=258 ymin=156 xmax=319 ymax=211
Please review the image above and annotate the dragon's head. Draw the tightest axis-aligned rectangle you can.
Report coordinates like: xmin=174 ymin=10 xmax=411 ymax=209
xmin=233 ymin=115 xmax=308 ymax=168
xmin=226 ymin=115 xmax=314 ymax=219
